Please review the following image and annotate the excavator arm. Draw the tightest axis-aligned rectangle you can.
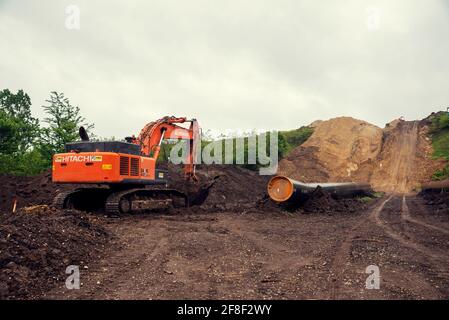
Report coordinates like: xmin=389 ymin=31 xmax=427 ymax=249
xmin=136 ymin=116 xmax=199 ymax=181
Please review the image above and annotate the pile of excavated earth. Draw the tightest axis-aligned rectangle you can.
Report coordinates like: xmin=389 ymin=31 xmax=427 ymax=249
xmin=0 ymin=171 xmax=67 ymax=213
xmin=419 ymin=190 xmax=449 ymax=216
xmin=0 ymin=206 xmax=109 ymax=299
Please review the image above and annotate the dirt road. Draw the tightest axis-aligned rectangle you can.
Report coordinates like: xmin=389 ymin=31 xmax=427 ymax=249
xmin=41 ymin=194 xmax=449 ymax=300
xmin=389 ymin=122 xmax=418 ymax=193
xmin=370 ymin=121 xmax=420 ymax=193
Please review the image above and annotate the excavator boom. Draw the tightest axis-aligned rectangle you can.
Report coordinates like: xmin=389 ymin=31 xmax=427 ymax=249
xmin=136 ymin=116 xmax=199 ymax=180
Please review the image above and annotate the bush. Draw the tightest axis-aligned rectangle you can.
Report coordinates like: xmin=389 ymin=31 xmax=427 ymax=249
xmin=430 ymin=113 xmax=449 ymax=160
xmin=0 ymin=89 xmax=45 ymax=175
xmin=430 ymin=113 xmax=449 ymax=180
xmin=279 ymin=126 xmax=314 ymax=157
xmin=431 ymin=113 xmax=449 ymax=132
xmin=0 ymin=150 xmax=47 ymax=176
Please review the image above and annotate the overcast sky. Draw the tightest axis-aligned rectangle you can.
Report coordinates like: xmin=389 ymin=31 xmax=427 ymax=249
xmin=1 ymin=0 xmax=448 ymax=138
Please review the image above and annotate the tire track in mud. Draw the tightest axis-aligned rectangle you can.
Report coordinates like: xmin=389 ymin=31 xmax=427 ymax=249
xmin=373 ymin=196 xmax=449 ymax=262
xmin=371 ymin=195 xmax=449 ymax=298
xmin=330 ymin=194 xmax=449 ymax=299
xmin=87 ymin=236 xmax=169 ymax=300
xmin=372 ymin=121 xmax=420 ymax=193
xmin=328 ymin=196 xmax=392 ymax=299
xmin=214 ymin=216 xmax=327 ymax=299
xmin=219 ymin=217 xmax=315 ymax=271
xmin=44 ymin=220 xmax=171 ymax=300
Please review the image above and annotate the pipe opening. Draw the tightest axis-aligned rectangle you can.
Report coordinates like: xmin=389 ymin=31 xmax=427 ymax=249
xmin=267 ymin=176 xmax=295 ymax=202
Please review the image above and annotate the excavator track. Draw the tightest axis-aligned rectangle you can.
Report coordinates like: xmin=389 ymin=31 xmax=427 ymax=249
xmin=105 ymin=189 xmax=139 ymax=214
xmin=105 ymin=188 xmax=188 ymax=214
xmin=53 ymin=189 xmax=82 ymax=209
xmin=53 ymin=187 xmax=188 ymax=214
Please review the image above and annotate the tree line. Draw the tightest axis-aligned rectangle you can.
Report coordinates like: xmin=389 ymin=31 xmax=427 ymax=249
xmin=1 ymin=88 xmax=314 ymax=176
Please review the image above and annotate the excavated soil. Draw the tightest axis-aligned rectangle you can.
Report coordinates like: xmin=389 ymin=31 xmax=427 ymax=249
xmin=0 ymin=166 xmax=448 ymax=299
xmin=39 ymin=194 xmax=449 ymax=300
xmin=165 ymin=164 xmax=271 ymax=211
xmin=278 ymin=117 xmax=383 ymax=183
xmin=299 ymin=187 xmax=368 ymax=214
xmin=166 ymin=164 xmax=369 ymax=214
xmin=419 ymin=191 xmax=449 ymax=216
xmin=255 ymin=186 xmax=370 ymax=215
xmin=0 ymin=206 xmax=109 ymax=299
xmin=0 ymin=171 xmax=71 ymax=212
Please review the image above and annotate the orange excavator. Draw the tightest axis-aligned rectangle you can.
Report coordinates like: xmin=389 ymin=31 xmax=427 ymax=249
xmin=52 ymin=116 xmax=199 ymax=213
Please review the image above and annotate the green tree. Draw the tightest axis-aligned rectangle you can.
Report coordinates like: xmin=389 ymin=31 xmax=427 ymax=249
xmin=0 ymin=109 xmax=20 ymax=154
xmin=39 ymin=92 xmax=94 ymax=165
xmin=0 ymin=89 xmax=39 ymax=153
xmin=0 ymin=89 xmax=43 ymax=175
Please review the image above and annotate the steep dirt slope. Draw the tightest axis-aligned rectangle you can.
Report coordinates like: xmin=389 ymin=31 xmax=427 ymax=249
xmin=368 ymin=121 xmax=440 ymax=193
xmin=371 ymin=121 xmax=419 ymax=193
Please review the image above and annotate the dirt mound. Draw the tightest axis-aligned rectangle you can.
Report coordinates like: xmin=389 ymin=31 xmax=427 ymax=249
xmin=299 ymin=187 xmax=368 ymax=214
xmin=0 ymin=206 xmax=110 ymax=299
xmin=166 ymin=164 xmax=270 ymax=211
xmin=277 ymin=146 xmax=330 ymax=182
xmin=418 ymin=191 xmax=449 ymax=215
xmin=278 ymin=117 xmax=383 ymax=182
xmin=256 ymin=186 xmax=368 ymax=214
xmin=0 ymin=171 xmax=73 ymax=213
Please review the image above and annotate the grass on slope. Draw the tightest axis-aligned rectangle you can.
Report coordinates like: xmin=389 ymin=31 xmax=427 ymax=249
xmin=430 ymin=113 xmax=449 ymax=180
xmin=279 ymin=126 xmax=314 ymax=157
xmin=432 ymin=128 xmax=449 ymax=160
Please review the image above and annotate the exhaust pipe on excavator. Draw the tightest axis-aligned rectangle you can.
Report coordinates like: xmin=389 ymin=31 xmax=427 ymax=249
xmin=267 ymin=175 xmax=372 ymax=203
xmin=79 ymin=126 xmax=90 ymax=141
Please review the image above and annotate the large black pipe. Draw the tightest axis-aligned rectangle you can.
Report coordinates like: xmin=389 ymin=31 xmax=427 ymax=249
xmin=421 ymin=180 xmax=449 ymax=192
xmin=267 ymin=175 xmax=372 ymax=202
